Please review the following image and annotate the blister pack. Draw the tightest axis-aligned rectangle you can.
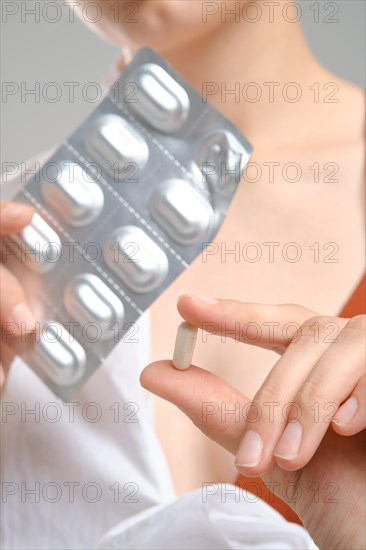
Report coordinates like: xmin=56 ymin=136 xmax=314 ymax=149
xmin=5 ymin=48 xmax=252 ymax=400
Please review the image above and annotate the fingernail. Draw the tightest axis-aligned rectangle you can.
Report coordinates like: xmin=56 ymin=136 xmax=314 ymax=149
xmin=274 ymin=421 xmax=302 ymax=460
xmin=9 ymin=303 xmax=36 ymax=331
xmin=333 ymin=396 xmax=358 ymax=426
xmin=188 ymin=295 xmax=219 ymax=305
xmin=235 ymin=430 xmax=263 ymax=468
xmin=2 ymin=203 xmax=30 ymax=221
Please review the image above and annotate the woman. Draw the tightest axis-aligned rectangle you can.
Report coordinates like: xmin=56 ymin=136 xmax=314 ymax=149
xmin=1 ymin=1 xmax=364 ymax=548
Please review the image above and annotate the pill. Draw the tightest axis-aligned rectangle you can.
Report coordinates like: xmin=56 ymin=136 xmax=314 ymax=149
xmin=103 ymin=225 xmax=169 ymax=293
xmin=41 ymin=163 xmax=104 ymax=227
xmin=85 ymin=114 xmax=149 ymax=178
xmin=64 ymin=273 xmax=125 ymax=340
xmin=127 ymin=63 xmax=190 ymax=133
xmin=149 ymin=179 xmax=214 ymax=245
xmin=33 ymin=321 xmax=86 ymax=386
xmin=172 ymin=321 xmax=198 ymax=370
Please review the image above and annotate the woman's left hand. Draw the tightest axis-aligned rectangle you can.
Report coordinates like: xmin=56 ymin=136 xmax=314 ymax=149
xmin=141 ymin=296 xmax=365 ymax=550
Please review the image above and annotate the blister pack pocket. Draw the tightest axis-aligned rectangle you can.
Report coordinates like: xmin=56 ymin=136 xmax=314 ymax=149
xmin=6 ymin=48 xmax=252 ymax=399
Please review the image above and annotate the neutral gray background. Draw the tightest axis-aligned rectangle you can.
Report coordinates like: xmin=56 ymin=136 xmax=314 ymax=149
xmin=1 ymin=0 xmax=365 ymax=164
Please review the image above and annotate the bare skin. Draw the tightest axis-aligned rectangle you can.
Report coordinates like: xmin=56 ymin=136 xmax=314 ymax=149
xmin=0 ymin=203 xmax=36 ymax=385
xmin=141 ymin=296 xmax=366 ymax=550
xmin=147 ymin=10 xmax=365 ymax=491
xmin=2 ymin=0 xmax=364 ymax=507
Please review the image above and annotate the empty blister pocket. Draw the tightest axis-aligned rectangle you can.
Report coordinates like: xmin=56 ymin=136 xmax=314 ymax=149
xmin=196 ymin=131 xmax=251 ymax=191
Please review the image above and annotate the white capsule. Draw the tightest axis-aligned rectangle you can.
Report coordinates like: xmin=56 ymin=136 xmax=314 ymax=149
xmin=172 ymin=321 xmax=198 ymax=370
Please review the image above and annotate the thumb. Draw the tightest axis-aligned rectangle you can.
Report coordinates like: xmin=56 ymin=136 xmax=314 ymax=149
xmin=140 ymin=360 xmax=301 ymax=512
xmin=0 ymin=202 xmax=34 ymax=235
xmin=140 ymin=360 xmax=250 ymax=454
xmin=177 ymin=295 xmax=316 ymax=354
xmin=140 ymin=360 xmax=315 ymax=525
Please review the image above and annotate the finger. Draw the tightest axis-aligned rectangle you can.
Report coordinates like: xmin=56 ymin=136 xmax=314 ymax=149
xmin=140 ymin=359 xmax=322 ymax=522
xmin=273 ymin=315 xmax=364 ymax=471
xmin=177 ymin=295 xmax=315 ymax=354
xmin=332 ymin=374 xmax=366 ymax=436
xmin=140 ymin=360 xmax=251 ymax=454
xmin=0 ymin=202 xmax=34 ymax=235
xmin=235 ymin=316 xmax=346 ymax=476
xmin=0 ymin=342 xmax=15 ymax=390
xmin=0 ymin=265 xmax=36 ymax=337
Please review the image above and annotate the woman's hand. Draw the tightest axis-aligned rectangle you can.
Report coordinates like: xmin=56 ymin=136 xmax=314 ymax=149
xmin=141 ymin=295 xmax=366 ymax=550
xmin=0 ymin=202 xmax=36 ymax=388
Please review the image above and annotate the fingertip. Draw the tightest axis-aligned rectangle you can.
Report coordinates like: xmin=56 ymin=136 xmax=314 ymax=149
xmin=177 ymin=294 xmax=221 ymax=330
xmin=331 ymin=420 xmax=350 ymax=435
xmin=140 ymin=360 xmax=211 ymax=422
xmin=235 ymin=464 xmax=263 ymax=478
xmin=177 ymin=294 xmax=198 ymax=318
xmin=140 ymin=360 xmax=172 ymax=388
xmin=139 ymin=365 xmax=150 ymax=389
xmin=177 ymin=294 xmax=191 ymax=307
xmin=273 ymin=456 xmax=304 ymax=472
xmin=178 ymin=294 xmax=219 ymax=305
xmin=0 ymin=344 xmax=15 ymax=387
xmin=331 ymin=395 xmax=358 ymax=429
xmin=140 ymin=360 xmax=189 ymax=401
xmin=0 ymin=203 xmax=34 ymax=234
xmin=331 ymin=418 xmax=365 ymax=437
xmin=9 ymin=302 xmax=36 ymax=332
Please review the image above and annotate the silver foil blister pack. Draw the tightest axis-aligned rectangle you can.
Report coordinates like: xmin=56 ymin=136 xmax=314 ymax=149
xmin=7 ymin=48 xmax=252 ymax=399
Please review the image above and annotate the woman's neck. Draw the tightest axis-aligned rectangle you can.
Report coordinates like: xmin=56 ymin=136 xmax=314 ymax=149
xmin=119 ymin=18 xmax=337 ymax=149
xmin=160 ymin=19 xmax=325 ymax=148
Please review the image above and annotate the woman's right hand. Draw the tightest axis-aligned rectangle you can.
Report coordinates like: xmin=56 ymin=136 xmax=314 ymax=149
xmin=141 ymin=296 xmax=366 ymax=550
xmin=0 ymin=201 xmax=36 ymax=388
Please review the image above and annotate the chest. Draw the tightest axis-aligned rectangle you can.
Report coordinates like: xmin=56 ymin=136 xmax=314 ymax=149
xmin=150 ymin=145 xmax=364 ymax=395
